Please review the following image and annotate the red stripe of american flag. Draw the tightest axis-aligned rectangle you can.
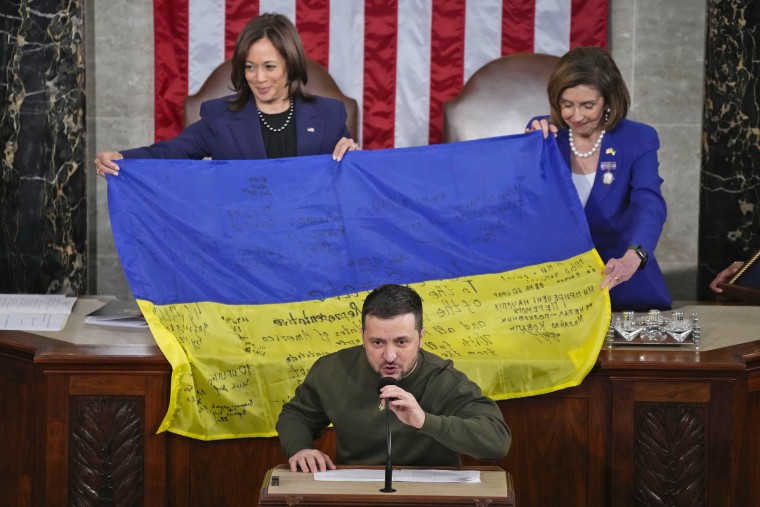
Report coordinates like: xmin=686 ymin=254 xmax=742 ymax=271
xmin=224 ymin=0 xmax=259 ymax=59
xmin=571 ymin=0 xmax=609 ymax=49
xmin=153 ymin=0 xmax=189 ymax=141
xmin=362 ymin=1 xmax=398 ymax=150
xmin=502 ymin=0 xmax=535 ymax=54
xmin=296 ymin=0 xmax=330 ymax=69
xmin=428 ymin=1 xmax=466 ymax=145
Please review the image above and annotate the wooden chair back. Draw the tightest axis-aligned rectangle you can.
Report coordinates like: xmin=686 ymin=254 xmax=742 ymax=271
xmin=443 ymin=53 xmax=559 ymax=142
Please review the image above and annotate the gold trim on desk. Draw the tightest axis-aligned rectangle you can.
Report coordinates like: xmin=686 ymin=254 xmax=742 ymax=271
xmin=727 ymin=249 xmax=760 ymax=285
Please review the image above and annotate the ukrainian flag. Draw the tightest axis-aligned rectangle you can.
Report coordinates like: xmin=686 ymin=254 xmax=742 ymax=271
xmin=108 ymin=133 xmax=610 ymax=440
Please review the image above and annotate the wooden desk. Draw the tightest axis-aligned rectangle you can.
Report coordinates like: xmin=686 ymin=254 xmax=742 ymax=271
xmin=258 ymin=466 xmax=515 ymax=506
xmin=1 ymin=300 xmax=759 ymax=506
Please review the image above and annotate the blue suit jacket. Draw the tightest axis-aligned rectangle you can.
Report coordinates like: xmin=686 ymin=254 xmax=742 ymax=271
xmin=121 ymin=95 xmax=351 ymax=160
xmin=554 ymin=119 xmax=672 ymax=311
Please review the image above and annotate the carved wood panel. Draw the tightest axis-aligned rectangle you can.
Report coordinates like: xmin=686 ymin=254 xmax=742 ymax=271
xmin=0 ymin=369 xmax=33 ymax=506
xmin=69 ymin=396 xmax=144 ymax=506
xmin=634 ymin=404 xmax=706 ymax=507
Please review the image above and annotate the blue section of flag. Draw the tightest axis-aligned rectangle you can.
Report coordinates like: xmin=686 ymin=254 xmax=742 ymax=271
xmin=107 ymin=133 xmax=591 ymax=305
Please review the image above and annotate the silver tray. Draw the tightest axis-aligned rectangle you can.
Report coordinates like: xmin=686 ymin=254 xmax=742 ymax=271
xmin=606 ymin=310 xmax=701 ymax=348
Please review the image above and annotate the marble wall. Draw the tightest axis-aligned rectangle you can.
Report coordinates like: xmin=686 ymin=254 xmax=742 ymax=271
xmin=84 ymin=0 xmax=708 ymax=301
xmin=1 ymin=0 xmax=87 ymax=294
xmin=698 ymin=0 xmax=760 ymax=299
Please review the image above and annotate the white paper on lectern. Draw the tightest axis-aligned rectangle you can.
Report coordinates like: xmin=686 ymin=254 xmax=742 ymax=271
xmin=0 ymin=294 xmax=77 ymax=331
xmin=313 ymin=469 xmax=480 ymax=483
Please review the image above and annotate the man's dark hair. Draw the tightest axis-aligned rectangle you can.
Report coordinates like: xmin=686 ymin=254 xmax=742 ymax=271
xmin=362 ymin=284 xmax=423 ymax=331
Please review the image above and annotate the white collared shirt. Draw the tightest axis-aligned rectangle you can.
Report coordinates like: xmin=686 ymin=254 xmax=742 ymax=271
xmin=571 ymin=171 xmax=596 ymax=208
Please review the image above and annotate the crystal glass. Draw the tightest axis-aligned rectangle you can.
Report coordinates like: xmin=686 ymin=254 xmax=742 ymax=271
xmin=664 ymin=311 xmax=692 ymax=342
xmin=616 ymin=311 xmax=642 ymax=341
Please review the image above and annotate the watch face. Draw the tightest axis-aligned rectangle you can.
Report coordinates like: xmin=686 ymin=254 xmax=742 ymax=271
xmin=636 ymin=246 xmax=648 ymax=266
xmin=630 ymin=245 xmax=647 ymax=267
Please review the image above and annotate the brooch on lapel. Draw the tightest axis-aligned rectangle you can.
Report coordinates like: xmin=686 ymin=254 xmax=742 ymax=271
xmin=605 ymin=147 xmax=616 ymax=156
xmin=601 ymin=161 xmax=616 ymax=185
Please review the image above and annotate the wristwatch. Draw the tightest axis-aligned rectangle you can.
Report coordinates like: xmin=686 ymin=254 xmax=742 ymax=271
xmin=629 ymin=245 xmax=648 ymax=269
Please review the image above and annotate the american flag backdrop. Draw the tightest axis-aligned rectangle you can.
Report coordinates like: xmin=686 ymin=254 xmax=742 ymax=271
xmin=153 ymin=0 xmax=608 ymax=150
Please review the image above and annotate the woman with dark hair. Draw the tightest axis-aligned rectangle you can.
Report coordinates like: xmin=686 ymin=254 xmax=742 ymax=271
xmin=527 ymin=46 xmax=671 ymax=311
xmin=95 ymin=13 xmax=358 ymax=174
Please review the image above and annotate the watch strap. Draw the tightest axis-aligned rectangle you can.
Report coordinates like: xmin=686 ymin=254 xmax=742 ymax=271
xmin=628 ymin=244 xmax=648 ymax=269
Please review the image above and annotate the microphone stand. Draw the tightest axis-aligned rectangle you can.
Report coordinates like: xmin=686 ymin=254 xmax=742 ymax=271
xmin=380 ymin=402 xmax=396 ymax=493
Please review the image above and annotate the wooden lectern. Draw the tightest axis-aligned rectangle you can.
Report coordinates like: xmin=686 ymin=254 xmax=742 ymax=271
xmin=258 ymin=465 xmax=515 ymax=506
xmin=5 ymin=301 xmax=760 ymax=505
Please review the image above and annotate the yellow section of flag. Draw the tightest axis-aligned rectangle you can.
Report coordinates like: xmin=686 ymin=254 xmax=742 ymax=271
xmin=140 ymin=249 xmax=609 ymax=440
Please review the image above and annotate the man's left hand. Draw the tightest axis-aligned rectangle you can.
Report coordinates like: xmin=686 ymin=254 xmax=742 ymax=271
xmin=380 ymin=385 xmax=425 ymax=429
xmin=288 ymin=448 xmax=336 ymax=473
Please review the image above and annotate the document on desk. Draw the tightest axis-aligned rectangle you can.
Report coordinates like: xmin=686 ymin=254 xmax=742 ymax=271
xmin=313 ymin=469 xmax=481 ymax=483
xmin=0 ymin=294 xmax=77 ymax=331
xmin=84 ymin=300 xmax=148 ymax=328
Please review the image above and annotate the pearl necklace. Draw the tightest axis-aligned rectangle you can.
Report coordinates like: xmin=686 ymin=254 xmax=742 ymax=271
xmin=256 ymin=99 xmax=294 ymax=132
xmin=569 ymin=129 xmax=605 ymax=158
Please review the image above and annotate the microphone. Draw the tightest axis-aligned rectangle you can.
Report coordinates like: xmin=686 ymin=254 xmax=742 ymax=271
xmin=377 ymin=377 xmax=397 ymax=493
xmin=377 ymin=376 xmax=398 ymax=398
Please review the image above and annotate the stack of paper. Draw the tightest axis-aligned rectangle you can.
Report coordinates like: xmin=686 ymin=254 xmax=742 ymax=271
xmin=84 ymin=300 xmax=147 ymax=328
xmin=314 ymin=469 xmax=481 ymax=483
xmin=0 ymin=294 xmax=77 ymax=331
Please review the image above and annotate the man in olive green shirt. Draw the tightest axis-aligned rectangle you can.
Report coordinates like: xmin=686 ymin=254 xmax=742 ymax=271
xmin=276 ymin=284 xmax=511 ymax=472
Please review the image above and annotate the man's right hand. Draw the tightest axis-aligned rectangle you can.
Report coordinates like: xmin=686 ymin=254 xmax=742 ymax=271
xmin=288 ymin=449 xmax=336 ymax=473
